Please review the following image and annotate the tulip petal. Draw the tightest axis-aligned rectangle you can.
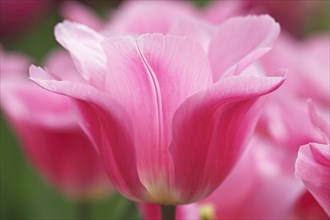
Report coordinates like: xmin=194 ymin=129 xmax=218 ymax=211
xmin=170 ymin=74 xmax=285 ymax=202
xmin=295 ymin=143 xmax=330 ymax=216
xmin=54 ymin=21 xmax=106 ymax=90
xmin=209 ymin=15 xmax=280 ymax=81
xmin=101 ymin=33 xmax=213 ymax=203
xmin=29 ymin=65 xmax=146 ymax=201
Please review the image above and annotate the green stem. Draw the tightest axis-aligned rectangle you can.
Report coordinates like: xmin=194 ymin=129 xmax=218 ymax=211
xmin=160 ymin=205 xmax=176 ymax=220
xmin=77 ymin=200 xmax=90 ymax=220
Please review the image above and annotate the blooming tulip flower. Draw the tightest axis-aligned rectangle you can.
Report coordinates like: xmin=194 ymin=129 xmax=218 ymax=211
xmin=30 ymin=15 xmax=285 ymax=207
xmin=0 ymin=49 xmax=111 ymax=199
xmin=295 ymin=102 xmax=330 ymax=216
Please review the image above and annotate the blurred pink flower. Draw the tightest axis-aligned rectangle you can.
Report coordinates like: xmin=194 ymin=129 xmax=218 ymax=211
xmin=29 ymin=14 xmax=285 ymax=205
xmin=295 ymin=102 xmax=330 ymax=216
xmin=256 ymin=88 xmax=323 ymax=151
xmin=140 ymin=136 xmax=329 ymax=219
xmin=247 ymin=29 xmax=330 ymax=219
xmin=254 ymin=33 xmax=329 ymax=153
xmin=260 ymin=34 xmax=329 ymax=108
xmin=0 ymin=49 xmax=111 ymax=199
xmin=0 ymin=0 xmax=51 ymax=38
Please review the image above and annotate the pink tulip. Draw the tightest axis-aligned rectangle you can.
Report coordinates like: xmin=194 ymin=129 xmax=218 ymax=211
xmin=295 ymin=102 xmax=330 ymax=216
xmin=30 ymin=15 xmax=285 ymax=205
xmin=0 ymin=49 xmax=111 ymax=199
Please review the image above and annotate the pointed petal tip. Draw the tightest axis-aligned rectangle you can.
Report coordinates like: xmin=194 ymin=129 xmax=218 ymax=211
xmin=267 ymin=74 xmax=286 ymax=93
xmin=244 ymin=14 xmax=280 ymax=29
xmin=29 ymin=65 xmax=51 ymax=80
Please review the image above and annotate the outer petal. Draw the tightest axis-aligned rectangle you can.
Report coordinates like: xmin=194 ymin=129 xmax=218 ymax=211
xmin=101 ymin=34 xmax=213 ymax=203
xmin=209 ymin=15 xmax=280 ymax=81
xmin=54 ymin=21 xmax=106 ymax=90
xmin=295 ymin=143 xmax=330 ymax=216
xmin=170 ymin=74 xmax=285 ymax=202
xmin=29 ymin=65 xmax=146 ymax=201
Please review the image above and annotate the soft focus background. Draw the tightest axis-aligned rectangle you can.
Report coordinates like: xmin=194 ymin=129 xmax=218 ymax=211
xmin=0 ymin=0 xmax=329 ymax=219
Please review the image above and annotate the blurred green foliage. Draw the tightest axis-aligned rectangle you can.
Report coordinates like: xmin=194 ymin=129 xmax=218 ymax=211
xmin=303 ymin=0 xmax=330 ymax=36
